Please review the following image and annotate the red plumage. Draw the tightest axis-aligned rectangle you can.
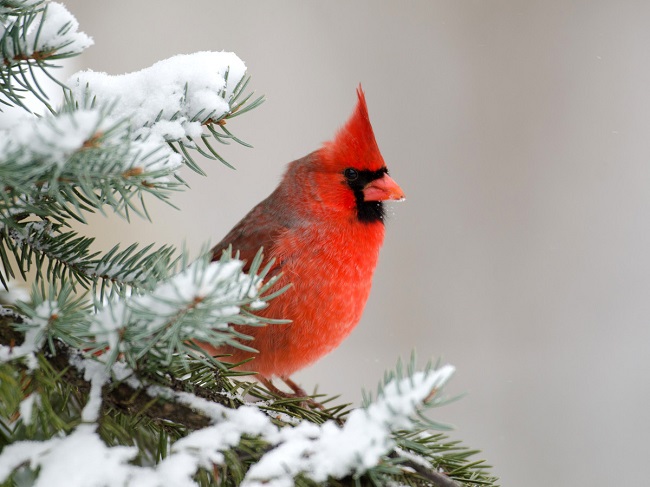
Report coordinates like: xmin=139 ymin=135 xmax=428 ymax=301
xmin=206 ymin=86 xmax=404 ymax=381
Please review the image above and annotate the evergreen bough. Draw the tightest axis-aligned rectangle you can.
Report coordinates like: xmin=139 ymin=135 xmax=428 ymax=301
xmin=0 ymin=2 xmax=499 ymax=486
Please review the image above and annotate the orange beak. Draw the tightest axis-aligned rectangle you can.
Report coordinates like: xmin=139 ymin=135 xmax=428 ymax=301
xmin=362 ymin=174 xmax=405 ymax=202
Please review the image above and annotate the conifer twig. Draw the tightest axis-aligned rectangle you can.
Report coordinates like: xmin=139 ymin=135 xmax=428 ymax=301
xmin=388 ymin=450 xmax=462 ymax=487
xmin=0 ymin=314 xmax=219 ymax=431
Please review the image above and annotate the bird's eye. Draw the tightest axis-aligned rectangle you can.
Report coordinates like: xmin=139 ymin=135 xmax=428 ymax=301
xmin=344 ymin=168 xmax=359 ymax=181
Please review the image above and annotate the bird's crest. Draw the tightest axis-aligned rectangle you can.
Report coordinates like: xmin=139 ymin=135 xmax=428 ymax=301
xmin=321 ymin=85 xmax=386 ymax=172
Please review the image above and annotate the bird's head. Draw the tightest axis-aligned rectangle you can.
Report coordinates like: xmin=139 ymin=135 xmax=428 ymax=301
xmin=308 ymin=86 xmax=404 ymax=223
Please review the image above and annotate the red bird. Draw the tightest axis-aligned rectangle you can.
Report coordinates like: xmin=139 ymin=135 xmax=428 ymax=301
xmin=207 ymin=87 xmax=404 ymax=397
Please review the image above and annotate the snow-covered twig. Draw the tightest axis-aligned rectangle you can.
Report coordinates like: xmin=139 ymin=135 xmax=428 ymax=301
xmin=0 ymin=352 xmax=455 ymax=487
xmin=1 ymin=2 xmax=92 ymax=60
xmin=243 ymin=365 xmax=455 ymax=486
xmin=0 ymin=2 xmax=92 ymax=111
xmin=68 ymin=52 xmax=245 ymax=144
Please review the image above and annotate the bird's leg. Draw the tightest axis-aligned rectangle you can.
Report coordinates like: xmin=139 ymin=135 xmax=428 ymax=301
xmin=280 ymin=376 xmax=308 ymax=397
xmin=281 ymin=376 xmax=326 ymax=411
xmin=258 ymin=376 xmax=290 ymax=397
xmin=257 ymin=376 xmax=325 ymax=411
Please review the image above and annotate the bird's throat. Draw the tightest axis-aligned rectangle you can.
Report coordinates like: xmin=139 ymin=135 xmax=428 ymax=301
xmin=354 ymin=196 xmax=385 ymax=223
xmin=345 ymin=168 xmax=388 ymax=224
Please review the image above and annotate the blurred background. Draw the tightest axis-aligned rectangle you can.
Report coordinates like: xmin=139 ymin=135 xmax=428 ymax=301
xmin=55 ymin=1 xmax=650 ymax=485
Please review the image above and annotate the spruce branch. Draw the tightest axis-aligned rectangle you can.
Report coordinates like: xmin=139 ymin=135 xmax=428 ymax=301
xmin=0 ymin=306 xmax=498 ymax=487
xmin=1 ymin=6 xmax=263 ymax=300
xmin=0 ymin=1 xmax=92 ymax=112
xmin=89 ymin=242 xmax=178 ymax=302
xmin=67 ymin=52 xmax=264 ymax=176
xmin=0 ymin=247 xmax=281 ymax=369
xmin=0 ymin=217 xmax=178 ymax=298
xmin=0 ymin=107 xmax=184 ymax=225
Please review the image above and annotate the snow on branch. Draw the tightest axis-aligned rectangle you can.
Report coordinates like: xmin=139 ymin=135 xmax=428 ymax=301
xmin=0 ymin=51 xmax=256 ymax=230
xmin=0 ymin=106 xmax=183 ymax=222
xmin=89 ymin=251 xmax=277 ymax=368
xmin=0 ymin=424 xmax=139 ymax=486
xmin=244 ymin=364 xmax=456 ymax=486
xmin=128 ymin=364 xmax=455 ymax=486
xmin=0 ymin=250 xmax=275 ymax=374
xmin=0 ymin=357 xmax=455 ymax=487
xmin=0 ymin=2 xmax=93 ymax=62
xmin=0 ymin=109 xmax=108 ymax=167
xmin=0 ymin=299 xmax=56 ymax=368
xmin=0 ymin=1 xmax=92 ymax=111
xmin=67 ymin=51 xmax=249 ymax=159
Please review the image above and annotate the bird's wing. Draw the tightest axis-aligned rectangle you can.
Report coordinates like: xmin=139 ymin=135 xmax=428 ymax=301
xmin=210 ymin=196 xmax=293 ymax=277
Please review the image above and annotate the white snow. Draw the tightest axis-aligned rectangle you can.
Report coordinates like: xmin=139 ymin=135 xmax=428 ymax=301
xmin=18 ymin=393 xmax=40 ymax=426
xmin=110 ymin=359 xmax=141 ymax=385
xmin=0 ymin=104 xmax=36 ymax=130
xmin=121 ymin=133 xmax=184 ymax=175
xmin=0 ymin=107 xmax=181 ymax=178
xmin=142 ymin=259 xmax=245 ymax=315
xmin=89 ymin=300 xmax=127 ymax=352
xmin=243 ymin=365 xmax=455 ymax=486
xmin=34 ymin=3 xmax=93 ymax=56
xmin=2 ymin=50 xmax=247 ymax=179
xmin=0 ymin=300 xmax=58 ymax=368
xmin=6 ymin=221 xmax=52 ymax=249
xmin=92 ymin=258 xmax=261 ymax=350
xmin=168 ymin=404 xmax=276 ymax=468
xmin=0 ymin=109 xmax=105 ymax=167
xmin=67 ymin=51 xmax=246 ymax=149
xmin=0 ymin=425 xmax=138 ymax=487
xmin=0 ymin=282 xmax=30 ymax=305
xmin=70 ymin=356 xmax=110 ymax=423
xmin=1 ymin=2 xmax=92 ymax=60
xmin=143 ymin=364 xmax=455 ymax=487
xmin=393 ymin=446 xmax=433 ymax=470
xmin=0 ymin=356 xmax=455 ymax=486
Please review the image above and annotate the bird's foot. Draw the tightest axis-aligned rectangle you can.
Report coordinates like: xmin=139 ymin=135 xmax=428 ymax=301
xmin=259 ymin=376 xmax=325 ymax=410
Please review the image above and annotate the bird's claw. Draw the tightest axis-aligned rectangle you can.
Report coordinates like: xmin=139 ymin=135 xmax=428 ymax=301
xmin=259 ymin=376 xmax=325 ymax=410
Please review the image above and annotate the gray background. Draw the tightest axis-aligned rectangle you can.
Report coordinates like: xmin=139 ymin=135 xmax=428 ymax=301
xmin=60 ymin=1 xmax=650 ymax=486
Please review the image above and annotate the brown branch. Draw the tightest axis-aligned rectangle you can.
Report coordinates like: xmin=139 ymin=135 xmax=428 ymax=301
xmin=10 ymin=49 xmax=56 ymax=63
xmin=388 ymin=450 xmax=463 ymax=487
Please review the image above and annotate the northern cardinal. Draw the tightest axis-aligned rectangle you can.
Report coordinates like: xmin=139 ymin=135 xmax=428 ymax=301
xmin=207 ymin=86 xmax=404 ymax=397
